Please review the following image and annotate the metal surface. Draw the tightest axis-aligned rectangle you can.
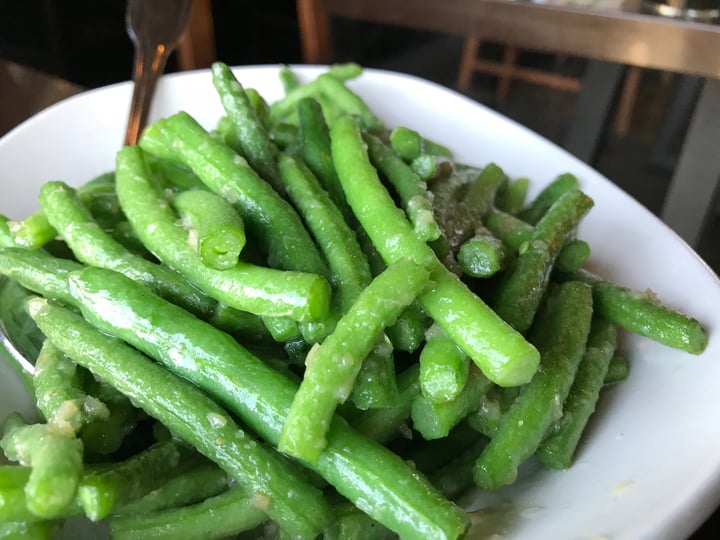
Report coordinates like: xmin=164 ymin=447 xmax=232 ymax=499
xmin=311 ymin=0 xmax=720 ymax=78
xmin=124 ymin=0 xmax=192 ymax=146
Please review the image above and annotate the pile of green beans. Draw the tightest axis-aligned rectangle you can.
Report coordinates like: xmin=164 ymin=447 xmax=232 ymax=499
xmin=0 ymin=62 xmax=708 ymax=540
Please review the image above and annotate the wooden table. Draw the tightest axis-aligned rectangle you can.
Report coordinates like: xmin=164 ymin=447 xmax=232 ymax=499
xmin=297 ymin=0 xmax=720 ymax=246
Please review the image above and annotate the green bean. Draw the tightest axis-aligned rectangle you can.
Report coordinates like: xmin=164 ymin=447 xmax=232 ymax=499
xmin=1 ymin=413 xmax=83 ymax=519
xmin=109 ymin=220 xmax=154 ymax=258
xmin=139 ymin=112 xmax=330 ymax=278
xmin=278 ymin=152 xmax=371 ymax=316
xmin=211 ymin=62 xmax=283 ymax=193
xmin=116 ymin=463 xmax=230 ymax=516
xmin=457 ymin=232 xmax=507 ymax=278
xmin=0 ymin=247 xmax=81 ymax=306
xmin=270 ymin=122 xmax=300 ymax=149
xmin=364 ymin=131 xmax=441 ymax=242
xmin=116 ymin=146 xmax=331 ymax=323
xmin=279 ymin=64 xmax=300 ymax=94
xmin=330 ymin=115 xmax=539 ymax=387
xmin=296 ymin=97 xmax=354 ymax=223
xmin=493 ymin=189 xmax=594 ymax=332
xmin=64 ymin=266 xmax=470 ymax=539
xmin=518 ymin=172 xmax=579 ymax=225
xmin=462 ymin=163 xmax=506 ymax=219
xmin=389 ymin=126 xmax=423 ymax=161
xmin=419 ymin=324 xmax=470 ymax=403
xmin=245 ymin=87 xmax=271 ymax=128
xmin=0 ymin=466 xmax=34 ymax=522
xmin=353 ymin=364 xmax=421 ymax=444
xmin=483 ymin=207 xmax=533 ymax=251
xmin=324 ymin=501 xmax=394 ymax=540
xmin=262 ymin=316 xmax=301 ymax=342
xmin=268 ymin=64 xmax=368 ymax=127
xmin=172 ymin=189 xmax=246 ymax=270
xmin=410 ymin=154 xmax=453 ymax=182
xmin=7 ymin=211 xmax=56 ymax=249
xmin=554 ymin=238 xmax=591 ymax=273
xmin=350 ymin=335 xmax=400 ymax=410
xmin=146 ymin=156 xmax=207 ymax=192
xmin=0 ymin=520 xmax=59 ymax=540
xmin=465 ymin=386 xmax=520 ymax=438
xmin=473 ymin=281 xmax=594 ymax=490
xmin=33 ymin=341 xmax=97 ymax=433
xmin=389 ymin=126 xmax=453 ymax=161
xmin=605 ymin=355 xmax=629 ymax=384
xmin=562 ymin=268 xmax=707 ymax=354
xmin=536 ymin=316 xmax=617 ymax=469
xmin=430 ymin=438 xmax=489 ymax=500
xmin=109 ymin=487 xmax=268 ymax=540
xmin=280 ymin=258 xmax=430 ymax=461
xmin=411 ymin=366 xmax=493 ymax=440
xmin=384 ymin=301 xmax=429 ymax=353
xmin=28 ymin=296 xmax=333 ymax=537
xmin=39 ymin=181 xmax=217 ymax=319
xmin=0 ymin=216 xmax=16 ymax=247
xmin=494 ymin=176 xmax=530 ymax=215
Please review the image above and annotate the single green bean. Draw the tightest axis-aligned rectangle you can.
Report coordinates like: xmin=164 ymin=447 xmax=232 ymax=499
xmin=364 ymin=131 xmax=441 ymax=242
xmin=108 ymin=487 xmax=267 ymax=540
xmin=7 ymin=211 xmax=56 ymax=249
xmin=494 ymin=177 xmax=530 ymax=215
xmin=279 ymin=64 xmax=300 ymax=94
xmin=410 ymin=154 xmax=454 ymax=182
xmin=604 ymin=355 xmax=629 ymax=384
xmin=0 ymin=247 xmax=81 ymax=306
xmin=330 ymin=115 xmax=539 ymax=387
xmin=279 ymin=258 xmax=430 ymax=461
xmin=173 ymin=189 xmax=246 ymax=270
xmin=518 ymin=172 xmax=580 ymax=224
xmin=350 ymin=335 xmax=400 ymax=410
xmin=473 ymin=281 xmax=594 ymax=490
xmin=554 ymin=238 xmax=591 ymax=273
xmin=64 ymin=266 xmax=470 ymax=540
xmin=0 ymin=520 xmax=59 ymax=540
xmin=116 ymin=146 xmax=331 ymax=323
xmin=536 ymin=316 xmax=617 ymax=469
xmin=419 ymin=324 xmax=470 ymax=403
xmin=561 ymin=268 xmax=707 ymax=354
xmin=211 ymin=62 xmax=283 ymax=193
xmin=457 ymin=232 xmax=507 ymax=278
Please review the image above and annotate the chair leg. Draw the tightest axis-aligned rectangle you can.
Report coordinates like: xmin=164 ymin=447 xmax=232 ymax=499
xmin=496 ymin=46 xmax=518 ymax=104
xmin=614 ymin=66 xmax=642 ymax=135
xmin=457 ymin=36 xmax=480 ymax=92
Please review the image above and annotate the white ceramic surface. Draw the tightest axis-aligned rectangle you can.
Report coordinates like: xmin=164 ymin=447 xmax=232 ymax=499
xmin=0 ymin=66 xmax=718 ymax=540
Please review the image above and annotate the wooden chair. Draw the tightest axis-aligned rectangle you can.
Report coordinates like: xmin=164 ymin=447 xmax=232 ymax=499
xmin=176 ymin=0 xmax=217 ymax=71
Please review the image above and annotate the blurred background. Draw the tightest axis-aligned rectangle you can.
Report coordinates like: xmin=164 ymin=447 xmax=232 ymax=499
xmin=0 ymin=0 xmax=717 ymax=276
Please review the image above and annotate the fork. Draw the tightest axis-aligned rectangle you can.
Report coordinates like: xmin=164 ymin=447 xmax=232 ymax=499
xmin=124 ymin=0 xmax=193 ymax=146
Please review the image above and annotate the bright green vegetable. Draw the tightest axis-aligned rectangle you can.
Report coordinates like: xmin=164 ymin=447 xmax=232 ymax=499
xmin=0 ymin=413 xmax=83 ymax=519
xmin=279 ymin=258 xmax=430 ymax=462
xmin=604 ymin=355 xmax=629 ymax=384
xmin=172 ymin=189 xmax=246 ymax=270
xmin=64 ymin=266 xmax=469 ymax=540
xmin=495 ymin=176 xmax=530 ymax=215
xmin=473 ymin=281 xmax=594 ymax=490
xmin=518 ymin=172 xmax=579 ymax=225
xmin=411 ymin=366 xmax=493 ymax=440
xmin=330 ymin=115 xmax=539 ymax=387
xmin=115 ymin=146 xmax=331 ymax=323
xmin=7 ymin=211 xmax=56 ymax=249
xmin=364 ymin=131 xmax=441 ymax=242
xmin=28 ymin=296 xmax=333 ymax=537
xmin=457 ymin=232 xmax=507 ymax=278
xmin=108 ymin=487 xmax=268 ymax=540
xmin=536 ymin=316 xmax=617 ymax=469
xmin=211 ymin=62 xmax=283 ymax=194
xmin=562 ymin=269 xmax=708 ymax=354
xmin=419 ymin=324 xmax=470 ymax=403
xmin=350 ymin=336 xmax=400 ymax=410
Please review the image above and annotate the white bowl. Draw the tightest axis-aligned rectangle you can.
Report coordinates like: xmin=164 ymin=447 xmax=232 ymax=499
xmin=0 ymin=65 xmax=718 ymax=539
